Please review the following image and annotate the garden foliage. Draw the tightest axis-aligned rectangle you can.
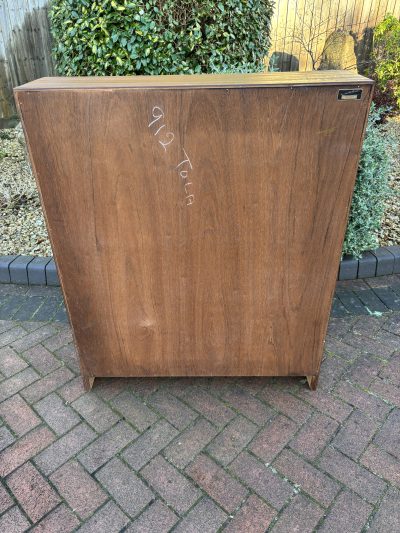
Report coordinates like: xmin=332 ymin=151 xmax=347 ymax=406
xmin=371 ymin=14 xmax=400 ymax=110
xmin=343 ymin=105 xmax=393 ymax=258
xmin=50 ymin=0 xmax=274 ymax=75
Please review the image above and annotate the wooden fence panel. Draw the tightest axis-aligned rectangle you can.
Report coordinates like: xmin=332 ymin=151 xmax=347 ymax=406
xmin=0 ymin=0 xmax=53 ymax=123
xmin=268 ymin=0 xmax=400 ymax=72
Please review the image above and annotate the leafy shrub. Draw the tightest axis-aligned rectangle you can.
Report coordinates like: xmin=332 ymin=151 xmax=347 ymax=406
xmin=371 ymin=14 xmax=400 ymax=110
xmin=343 ymin=105 xmax=393 ymax=258
xmin=50 ymin=0 xmax=274 ymax=76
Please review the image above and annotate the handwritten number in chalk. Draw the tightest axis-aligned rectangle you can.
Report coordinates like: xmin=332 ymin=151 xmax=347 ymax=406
xmin=159 ymin=132 xmax=175 ymax=151
xmin=154 ymin=124 xmax=166 ymax=136
xmin=148 ymin=105 xmax=195 ymax=206
xmin=149 ymin=107 xmax=174 ymax=151
xmin=148 ymin=106 xmax=164 ymax=127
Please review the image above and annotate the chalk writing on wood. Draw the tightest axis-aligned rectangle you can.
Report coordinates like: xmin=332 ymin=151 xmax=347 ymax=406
xmin=148 ymin=106 xmax=194 ymax=206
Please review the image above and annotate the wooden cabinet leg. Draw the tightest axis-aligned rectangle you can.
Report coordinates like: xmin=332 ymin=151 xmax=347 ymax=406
xmin=82 ymin=375 xmax=95 ymax=391
xmin=306 ymin=375 xmax=319 ymax=391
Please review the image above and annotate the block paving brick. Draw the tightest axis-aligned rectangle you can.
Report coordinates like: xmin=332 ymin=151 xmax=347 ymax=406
xmin=319 ymin=447 xmax=387 ymax=504
xmin=186 ymin=453 xmax=247 ymax=513
xmin=369 ymin=377 xmax=400 ymax=407
xmin=35 ymin=423 xmax=96 ymax=475
xmin=249 ymin=414 xmax=298 ymax=462
xmin=344 ymin=352 xmax=384 ymax=388
xmin=54 ymin=343 xmax=80 ymax=373
xmin=31 ymin=504 xmax=80 ymax=532
xmin=223 ymin=494 xmax=276 ymax=532
xmin=110 ymin=390 xmax=159 ymax=431
xmin=125 ymin=500 xmax=178 ymax=532
xmin=0 ymin=285 xmax=398 ymax=531
xmin=229 ymin=451 xmax=293 ymax=510
xmin=71 ymin=392 xmax=120 ymax=432
xmin=0 ymin=367 xmax=39 ymax=402
xmin=0 ymin=346 xmax=28 ymax=377
xmin=77 ymin=501 xmax=129 ymax=533
xmin=289 ymin=412 xmax=339 ymax=460
xmin=379 ymin=353 xmax=400 ymax=386
xmin=361 ymin=444 xmax=400 ymax=486
xmin=10 ymin=324 xmax=58 ymax=352
xmin=0 ymin=483 xmax=13 ymax=514
xmin=259 ymin=387 xmax=312 ymax=423
xmin=0 ymin=506 xmax=31 ymax=532
xmin=334 ymin=380 xmax=392 ymax=420
xmin=58 ymin=376 xmax=86 ymax=403
xmin=50 ymin=460 xmax=107 ymax=519
xmin=96 ymin=458 xmax=153 ymax=518
xmin=22 ymin=344 xmax=61 ymax=375
xmin=163 ymin=418 xmax=218 ymax=469
xmin=319 ymin=490 xmax=373 ymax=533
xmin=42 ymin=327 xmax=73 ymax=352
xmin=221 ymin=384 xmax=274 ymax=425
xmin=206 ymin=415 xmax=258 ymax=465
xmin=0 ymin=426 xmax=55 ymax=477
xmin=0 ymin=319 xmax=16 ymax=334
xmin=181 ymin=386 xmax=235 ymax=428
xmin=0 ymin=326 xmax=27 ymax=348
xmin=369 ymin=487 xmax=400 ymax=533
xmin=271 ymin=493 xmax=324 ymax=533
xmin=314 ymin=354 xmax=347 ymax=391
xmin=295 ymin=388 xmax=353 ymax=422
xmin=373 ymin=409 xmax=400 ymax=460
xmin=273 ymin=448 xmax=340 ymax=507
xmin=332 ymin=408 xmax=380 ymax=459
xmin=141 ymin=455 xmax=200 ymax=514
xmin=147 ymin=389 xmax=198 ymax=430
xmin=122 ymin=419 xmax=178 ymax=471
xmin=20 ymin=366 xmax=74 ymax=403
xmin=174 ymin=497 xmax=227 ymax=533
xmin=0 ymin=426 xmax=15 ymax=451
xmin=34 ymin=393 xmax=80 ymax=436
xmin=77 ymin=421 xmax=137 ymax=473
xmin=6 ymin=462 xmax=60 ymax=522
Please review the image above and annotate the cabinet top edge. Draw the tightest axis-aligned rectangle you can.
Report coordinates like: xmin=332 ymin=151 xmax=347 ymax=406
xmin=15 ymin=71 xmax=373 ymax=91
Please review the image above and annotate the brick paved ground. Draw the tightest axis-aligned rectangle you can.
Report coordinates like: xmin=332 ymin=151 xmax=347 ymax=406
xmin=0 ymin=276 xmax=399 ymax=532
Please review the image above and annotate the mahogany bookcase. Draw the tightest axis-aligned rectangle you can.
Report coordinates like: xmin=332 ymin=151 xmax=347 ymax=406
xmin=15 ymin=71 xmax=373 ymax=390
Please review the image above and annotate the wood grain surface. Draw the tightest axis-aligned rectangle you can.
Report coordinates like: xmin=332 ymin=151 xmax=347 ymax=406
xmin=15 ymin=73 xmax=373 ymax=380
xmin=16 ymin=70 xmax=371 ymax=90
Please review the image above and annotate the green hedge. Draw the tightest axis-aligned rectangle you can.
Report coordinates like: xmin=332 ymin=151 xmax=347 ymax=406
xmin=343 ymin=105 xmax=393 ymax=258
xmin=50 ymin=0 xmax=274 ymax=75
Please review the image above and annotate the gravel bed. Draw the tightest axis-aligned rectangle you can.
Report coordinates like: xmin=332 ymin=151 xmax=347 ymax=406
xmin=378 ymin=115 xmax=400 ymax=247
xmin=0 ymin=118 xmax=399 ymax=257
xmin=0 ymin=125 xmax=51 ymax=256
